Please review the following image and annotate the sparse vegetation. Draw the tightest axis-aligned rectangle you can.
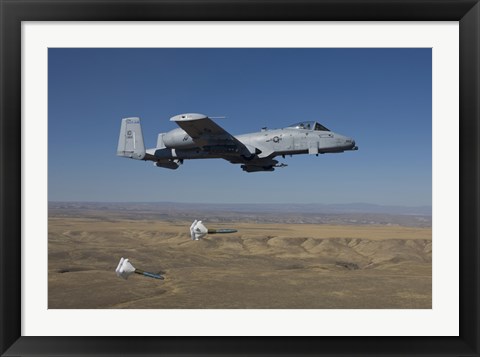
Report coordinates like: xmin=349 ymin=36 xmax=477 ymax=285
xmin=48 ymin=205 xmax=432 ymax=309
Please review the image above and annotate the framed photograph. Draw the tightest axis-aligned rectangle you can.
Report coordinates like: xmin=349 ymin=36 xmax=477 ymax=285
xmin=1 ymin=0 xmax=479 ymax=356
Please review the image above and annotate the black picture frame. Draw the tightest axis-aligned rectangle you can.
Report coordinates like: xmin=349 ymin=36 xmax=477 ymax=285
xmin=1 ymin=0 xmax=479 ymax=356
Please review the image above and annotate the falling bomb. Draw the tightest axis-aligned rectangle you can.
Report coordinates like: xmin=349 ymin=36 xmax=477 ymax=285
xmin=190 ymin=220 xmax=238 ymax=240
xmin=115 ymin=257 xmax=164 ymax=280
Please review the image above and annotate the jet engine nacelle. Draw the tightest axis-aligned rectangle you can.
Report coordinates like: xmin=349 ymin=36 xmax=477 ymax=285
xmin=162 ymin=128 xmax=196 ymax=149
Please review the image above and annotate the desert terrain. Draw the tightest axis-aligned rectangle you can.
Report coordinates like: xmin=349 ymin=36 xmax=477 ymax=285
xmin=48 ymin=203 xmax=431 ymax=309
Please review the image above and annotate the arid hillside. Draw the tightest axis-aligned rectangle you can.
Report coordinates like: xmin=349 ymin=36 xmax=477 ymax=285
xmin=49 ymin=214 xmax=431 ymax=309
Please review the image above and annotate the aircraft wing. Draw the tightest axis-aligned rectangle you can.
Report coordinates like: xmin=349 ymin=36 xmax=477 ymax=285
xmin=170 ymin=113 xmax=252 ymax=155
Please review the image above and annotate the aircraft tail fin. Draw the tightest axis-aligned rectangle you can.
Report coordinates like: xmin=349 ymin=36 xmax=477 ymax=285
xmin=117 ymin=117 xmax=146 ymax=160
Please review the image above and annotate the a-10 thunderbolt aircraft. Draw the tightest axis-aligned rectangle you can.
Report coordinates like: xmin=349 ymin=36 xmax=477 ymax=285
xmin=117 ymin=113 xmax=358 ymax=172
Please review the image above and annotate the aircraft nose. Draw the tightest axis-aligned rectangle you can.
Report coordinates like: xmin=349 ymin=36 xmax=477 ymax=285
xmin=345 ymin=138 xmax=358 ymax=150
xmin=350 ymin=139 xmax=358 ymax=150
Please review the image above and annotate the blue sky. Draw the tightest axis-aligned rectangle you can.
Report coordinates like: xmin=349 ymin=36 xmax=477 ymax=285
xmin=48 ymin=48 xmax=431 ymax=206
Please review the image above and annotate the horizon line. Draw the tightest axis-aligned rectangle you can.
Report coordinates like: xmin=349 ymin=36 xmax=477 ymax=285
xmin=48 ymin=200 xmax=433 ymax=208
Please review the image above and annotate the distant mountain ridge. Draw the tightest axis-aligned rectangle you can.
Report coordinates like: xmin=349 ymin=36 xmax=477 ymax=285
xmin=49 ymin=201 xmax=432 ymax=216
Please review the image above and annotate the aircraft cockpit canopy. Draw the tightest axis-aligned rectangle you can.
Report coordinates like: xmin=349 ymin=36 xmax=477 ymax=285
xmin=287 ymin=121 xmax=330 ymax=132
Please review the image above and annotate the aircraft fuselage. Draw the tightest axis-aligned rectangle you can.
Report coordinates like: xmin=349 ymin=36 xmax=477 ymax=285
xmin=148 ymin=127 xmax=357 ymax=160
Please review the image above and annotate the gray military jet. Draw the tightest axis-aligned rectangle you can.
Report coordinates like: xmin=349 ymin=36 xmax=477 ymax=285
xmin=117 ymin=113 xmax=358 ymax=172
